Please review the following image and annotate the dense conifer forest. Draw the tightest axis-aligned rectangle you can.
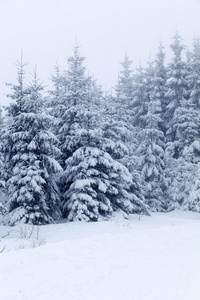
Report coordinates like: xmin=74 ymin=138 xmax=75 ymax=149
xmin=1 ymin=32 xmax=200 ymax=225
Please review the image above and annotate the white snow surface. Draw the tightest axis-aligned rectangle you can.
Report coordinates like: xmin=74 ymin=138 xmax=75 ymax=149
xmin=0 ymin=211 xmax=200 ymax=300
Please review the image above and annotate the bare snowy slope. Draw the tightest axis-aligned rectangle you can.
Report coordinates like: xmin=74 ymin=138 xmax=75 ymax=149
xmin=1 ymin=211 xmax=200 ymax=300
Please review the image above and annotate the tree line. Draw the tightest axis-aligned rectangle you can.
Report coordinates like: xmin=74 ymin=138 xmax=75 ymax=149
xmin=0 ymin=32 xmax=200 ymax=225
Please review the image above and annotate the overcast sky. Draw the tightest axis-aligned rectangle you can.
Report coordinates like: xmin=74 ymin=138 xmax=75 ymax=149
xmin=1 ymin=0 xmax=200 ymax=106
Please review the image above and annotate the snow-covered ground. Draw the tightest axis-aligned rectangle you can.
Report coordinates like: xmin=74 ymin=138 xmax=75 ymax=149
xmin=0 ymin=211 xmax=200 ymax=300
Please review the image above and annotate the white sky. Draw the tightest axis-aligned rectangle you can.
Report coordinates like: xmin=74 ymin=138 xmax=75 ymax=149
xmin=1 ymin=0 xmax=200 ymax=106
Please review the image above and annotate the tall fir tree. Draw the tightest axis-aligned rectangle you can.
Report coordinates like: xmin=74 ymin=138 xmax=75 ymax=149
xmin=136 ymin=91 xmax=167 ymax=211
xmin=116 ymin=53 xmax=134 ymax=107
xmin=153 ymin=42 xmax=167 ymax=129
xmin=112 ymin=54 xmax=135 ymax=152
xmin=131 ymin=65 xmax=149 ymax=128
xmin=187 ymin=36 xmax=200 ymax=108
xmin=48 ymin=64 xmax=69 ymax=120
xmin=53 ymin=44 xmax=91 ymax=167
xmin=164 ymin=32 xmax=188 ymax=144
xmin=1 ymin=61 xmax=62 ymax=225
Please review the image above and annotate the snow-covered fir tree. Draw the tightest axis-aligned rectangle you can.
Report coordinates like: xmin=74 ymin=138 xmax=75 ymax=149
xmin=101 ymin=93 xmax=130 ymax=162
xmin=152 ymin=42 xmax=167 ymax=129
xmin=48 ymin=64 xmax=69 ymax=120
xmin=164 ymin=99 xmax=200 ymax=210
xmin=136 ymin=89 xmax=167 ymax=211
xmin=144 ymin=59 xmax=155 ymax=102
xmin=187 ymin=36 xmax=200 ymax=108
xmin=103 ymin=55 xmax=135 ymax=158
xmin=172 ymin=100 xmax=200 ymax=210
xmin=52 ymin=44 xmax=92 ymax=167
xmin=131 ymin=65 xmax=149 ymax=128
xmin=116 ymin=53 xmax=134 ymax=107
xmin=60 ymin=106 xmax=149 ymax=221
xmin=171 ymin=101 xmax=200 ymax=153
xmin=163 ymin=34 xmax=199 ymax=210
xmin=164 ymin=32 xmax=188 ymax=144
xmin=61 ymin=145 xmax=149 ymax=221
xmin=1 ymin=62 xmax=62 ymax=225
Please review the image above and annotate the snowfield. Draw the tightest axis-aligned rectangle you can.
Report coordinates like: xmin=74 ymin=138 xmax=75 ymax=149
xmin=0 ymin=211 xmax=200 ymax=300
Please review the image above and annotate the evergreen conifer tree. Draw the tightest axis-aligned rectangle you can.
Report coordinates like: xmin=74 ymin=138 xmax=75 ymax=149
xmin=187 ymin=36 xmax=200 ymax=108
xmin=53 ymin=45 xmax=91 ymax=167
xmin=131 ymin=66 xmax=147 ymax=127
xmin=153 ymin=42 xmax=167 ymax=129
xmin=116 ymin=53 xmax=134 ymax=107
xmin=136 ymin=91 xmax=167 ymax=211
xmin=110 ymin=54 xmax=135 ymax=153
xmin=1 ymin=61 xmax=62 ymax=225
xmin=164 ymin=32 xmax=188 ymax=144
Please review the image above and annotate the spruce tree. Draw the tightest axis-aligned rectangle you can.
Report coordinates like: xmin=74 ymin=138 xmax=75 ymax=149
xmin=187 ymin=36 xmax=200 ymax=108
xmin=1 ymin=61 xmax=62 ymax=225
xmin=153 ymin=42 xmax=167 ymax=130
xmin=48 ymin=65 xmax=69 ymax=121
xmin=131 ymin=65 xmax=149 ymax=128
xmin=136 ymin=92 xmax=167 ymax=211
xmin=61 ymin=145 xmax=149 ymax=221
xmin=109 ymin=54 xmax=135 ymax=154
xmin=53 ymin=45 xmax=91 ymax=167
xmin=164 ymin=32 xmax=188 ymax=144
xmin=116 ymin=53 xmax=134 ymax=108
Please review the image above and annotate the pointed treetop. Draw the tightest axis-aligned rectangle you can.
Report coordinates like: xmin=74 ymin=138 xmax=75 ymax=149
xmin=170 ymin=31 xmax=185 ymax=60
xmin=14 ymin=51 xmax=28 ymax=87
xmin=155 ymin=41 xmax=165 ymax=65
